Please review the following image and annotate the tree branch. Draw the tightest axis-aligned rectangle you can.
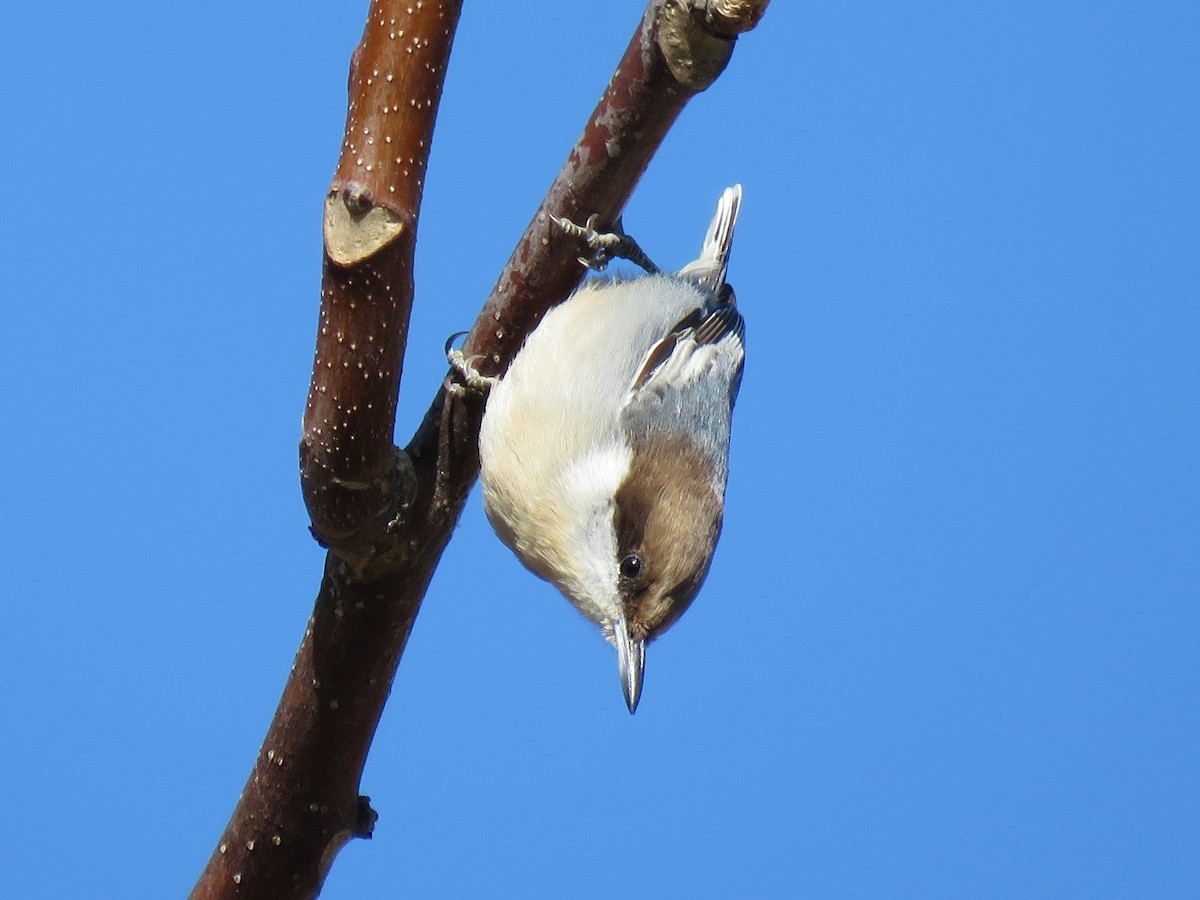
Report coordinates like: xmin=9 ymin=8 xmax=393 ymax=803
xmin=192 ymin=2 xmax=768 ymax=897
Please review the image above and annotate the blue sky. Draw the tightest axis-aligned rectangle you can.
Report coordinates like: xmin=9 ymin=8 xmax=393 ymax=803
xmin=3 ymin=2 xmax=1197 ymax=897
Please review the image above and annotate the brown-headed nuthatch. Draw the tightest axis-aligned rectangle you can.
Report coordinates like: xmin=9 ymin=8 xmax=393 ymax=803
xmin=457 ymin=185 xmax=745 ymax=713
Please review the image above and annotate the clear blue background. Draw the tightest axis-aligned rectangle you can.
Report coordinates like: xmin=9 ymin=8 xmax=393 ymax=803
xmin=3 ymin=2 xmax=1197 ymax=897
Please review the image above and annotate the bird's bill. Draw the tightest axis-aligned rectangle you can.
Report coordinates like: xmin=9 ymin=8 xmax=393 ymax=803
xmin=613 ymin=615 xmax=646 ymax=714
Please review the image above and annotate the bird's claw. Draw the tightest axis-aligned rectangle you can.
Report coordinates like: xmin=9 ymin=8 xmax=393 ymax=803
xmin=444 ymin=331 xmax=498 ymax=396
xmin=551 ymin=213 xmax=660 ymax=275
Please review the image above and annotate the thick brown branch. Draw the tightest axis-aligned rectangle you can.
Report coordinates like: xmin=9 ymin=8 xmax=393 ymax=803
xmin=302 ymin=0 xmax=462 ymax=562
xmin=192 ymin=2 xmax=462 ymax=898
xmin=193 ymin=2 xmax=768 ymax=898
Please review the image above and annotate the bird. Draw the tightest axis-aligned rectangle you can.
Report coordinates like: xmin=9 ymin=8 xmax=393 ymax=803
xmin=460 ymin=185 xmax=745 ymax=713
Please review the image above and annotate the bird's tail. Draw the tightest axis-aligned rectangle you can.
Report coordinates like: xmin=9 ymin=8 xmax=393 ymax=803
xmin=678 ymin=184 xmax=743 ymax=290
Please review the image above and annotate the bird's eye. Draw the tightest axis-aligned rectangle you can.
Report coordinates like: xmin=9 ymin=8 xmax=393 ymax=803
xmin=619 ymin=553 xmax=644 ymax=580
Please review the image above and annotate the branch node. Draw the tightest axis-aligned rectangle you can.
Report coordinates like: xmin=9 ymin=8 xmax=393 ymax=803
xmin=324 ymin=185 xmax=408 ymax=266
xmin=655 ymin=0 xmax=737 ymax=91
xmin=343 ymin=181 xmax=375 ymax=217
xmin=701 ymin=0 xmax=770 ymax=36
xmin=353 ymin=795 xmax=378 ymax=839
xmin=384 ymin=446 xmax=419 ymax=533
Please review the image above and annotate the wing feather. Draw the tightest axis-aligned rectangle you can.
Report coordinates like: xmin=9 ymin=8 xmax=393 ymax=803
xmin=621 ymin=300 xmax=745 ymax=472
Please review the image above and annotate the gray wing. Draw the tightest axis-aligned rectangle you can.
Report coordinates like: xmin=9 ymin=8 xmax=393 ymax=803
xmin=620 ymin=300 xmax=745 ymax=478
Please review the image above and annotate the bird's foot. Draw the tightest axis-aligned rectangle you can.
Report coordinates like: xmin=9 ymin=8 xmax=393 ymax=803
xmin=444 ymin=331 xmax=498 ymax=396
xmin=551 ymin=213 xmax=660 ymax=275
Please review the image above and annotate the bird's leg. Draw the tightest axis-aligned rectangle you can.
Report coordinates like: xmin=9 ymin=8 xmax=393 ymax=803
xmin=551 ymin=213 xmax=661 ymax=275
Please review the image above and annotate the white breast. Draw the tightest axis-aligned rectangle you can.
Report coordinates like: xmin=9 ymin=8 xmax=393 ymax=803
xmin=478 ymin=274 xmax=711 ymax=623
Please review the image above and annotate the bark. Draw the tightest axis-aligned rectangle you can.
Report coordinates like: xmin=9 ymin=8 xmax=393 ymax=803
xmin=191 ymin=2 xmax=769 ymax=897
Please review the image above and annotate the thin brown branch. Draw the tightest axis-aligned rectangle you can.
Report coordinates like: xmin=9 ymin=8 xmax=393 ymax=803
xmin=193 ymin=2 xmax=768 ymax=897
xmin=447 ymin=0 xmax=768 ymax=387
